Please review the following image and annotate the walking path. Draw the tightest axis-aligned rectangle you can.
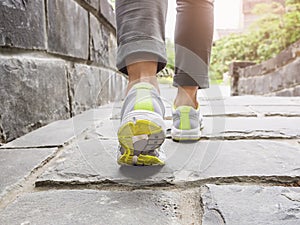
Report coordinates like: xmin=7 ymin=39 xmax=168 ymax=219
xmin=0 ymin=85 xmax=300 ymax=225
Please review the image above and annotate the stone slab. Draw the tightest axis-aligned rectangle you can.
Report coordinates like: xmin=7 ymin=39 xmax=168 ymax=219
xmin=108 ymin=31 xmax=117 ymax=68
xmin=200 ymin=117 xmax=300 ymax=139
xmin=201 ymin=184 xmax=300 ymax=225
xmin=0 ymin=190 xmax=189 ymax=225
xmin=37 ymin=139 xmax=300 ymax=186
xmin=69 ymin=64 xmax=125 ymax=115
xmin=202 ymin=96 xmax=300 ymax=106
xmin=108 ymin=104 xmax=256 ymax=119
xmin=100 ymin=0 xmax=116 ymax=28
xmin=0 ymin=0 xmax=46 ymax=49
xmin=70 ymin=64 xmax=109 ymax=114
xmin=93 ymin=117 xmax=300 ymax=140
xmin=47 ymin=0 xmax=88 ymax=59
xmin=89 ymin=14 xmax=110 ymax=67
xmin=0 ymin=148 xmax=56 ymax=198
xmin=1 ymin=105 xmax=115 ymax=149
xmin=251 ymin=105 xmax=300 ymax=117
xmin=0 ymin=57 xmax=69 ymax=142
xmin=200 ymin=105 xmax=256 ymax=117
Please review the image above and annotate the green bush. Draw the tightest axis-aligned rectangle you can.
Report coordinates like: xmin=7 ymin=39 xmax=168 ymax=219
xmin=210 ymin=0 xmax=300 ymax=81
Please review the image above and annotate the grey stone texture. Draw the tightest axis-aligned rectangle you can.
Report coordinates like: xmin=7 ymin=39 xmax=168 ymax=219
xmin=201 ymin=184 xmax=300 ymax=225
xmin=1 ymin=90 xmax=300 ymax=224
xmin=0 ymin=189 xmax=191 ymax=225
xmin=251 ymin=105 xmax=300 ymax=117
xmin=69 ymin=64 xmax=126 ymax=115
xmin=0 ymin=0 xmax=46 ymax=49
xmin=36 ymin=139 xmax=300 ymax=186
xmin=229 ymin=61 xmax=256 ymax=96
xmin=81 ymin=0 xmax=99 ymax=11
xmin=0 ymin=148 xmax=57 ymax=198
xmin=89 ymin=13 xmax=117 ymax=68
xmin=230 ymin=40 xmax=300 ymax=96
xmin=0 ymin=57 xmax=69 ymax=142
xmin=89 ymin=14 xmax=110 ymax=67
xmin=47 ymin=0 xmax=89 ymax=59
xmin=100 ymin=0 xmax=117 ymax=27
xmin=96 ymin=116 xmax=300 ymax=140
xmin=0 ymin=104 xmax=116 ymax=149
xmin=0 ymin=0 xmax=122 ymax=146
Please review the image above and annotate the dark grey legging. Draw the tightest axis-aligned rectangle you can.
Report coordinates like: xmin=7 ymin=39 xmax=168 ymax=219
xmin=116 ymin=0 xmax=214 ymax=89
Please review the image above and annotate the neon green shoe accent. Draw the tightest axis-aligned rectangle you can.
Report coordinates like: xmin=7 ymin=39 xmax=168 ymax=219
xmin=117 ymin=119 xmax=165 ymax=166
xmin=118 ymin=119 xmax=162 ymax=150
xmin=118 ymin=151 xmax=165 ymax=166
xmin=179 ymin=106 xmax=191 ymax=130
xmin=134 ymin=88 xmax=154 ymax=112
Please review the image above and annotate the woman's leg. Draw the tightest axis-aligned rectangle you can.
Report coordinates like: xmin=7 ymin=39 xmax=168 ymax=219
xmin=115 ymin=0 xmax=169 ymax=166
xmin=116 ymin=0 xmax=168 ymax=92
xmin=174 ymin=0 xmax=214 ymax=108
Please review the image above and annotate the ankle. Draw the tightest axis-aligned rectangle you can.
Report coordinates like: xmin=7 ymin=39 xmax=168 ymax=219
xmin=174 ymin=86 xmax=198 ymax=108
xmin=126 ymin=57 xmax=159 ymax=93
xmin=127 ymin=77 xmax=159 ymax=93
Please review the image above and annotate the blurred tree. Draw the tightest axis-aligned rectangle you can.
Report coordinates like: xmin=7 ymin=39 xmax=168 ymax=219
xmin=210 ymin=0 xmax=300 ymax=81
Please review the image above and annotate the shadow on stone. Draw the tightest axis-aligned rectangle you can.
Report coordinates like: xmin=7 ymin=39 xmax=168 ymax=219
xmin=119 ymin=166 xmax=164 ymax=180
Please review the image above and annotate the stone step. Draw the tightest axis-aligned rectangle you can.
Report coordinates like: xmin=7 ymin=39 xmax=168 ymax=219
xmin=93 ymin=117 xmax=300 ymax=140
xmin=0 ymin=189 xmax=200 ymax=225
xmin=0 ymin=148 xmax=57 ymax=199
xmin=36 ymin=139 xmax=300 ymax=187
xmin=201 ymin=184 xmax=300 ymax=225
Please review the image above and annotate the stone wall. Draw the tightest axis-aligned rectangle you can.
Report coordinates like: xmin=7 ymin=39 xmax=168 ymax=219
xmin=230 ymin=40 xmax=300 ymax=96
xmin=0 ymin=0 xmax=127 ymax=143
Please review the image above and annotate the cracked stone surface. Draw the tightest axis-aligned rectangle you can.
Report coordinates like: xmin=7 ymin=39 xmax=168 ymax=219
xmin=0 ymin=148 xmax=57 ymax=198
xmin=201 ymin=184 xmax=300 ymax=225
xmin=1 ymin=106 xmax=115 ymax=149
xmin=250 ymin=105 xmax=300 ymax=117
xmin=36 ymin=139 xmax=300 ymax=186
xmin=0 ymin=0 xmax=46 ymax=49
xmin=200 ymin=105 xmax=256 ymax=117
xmin=94 ymin=117 xmax=300 ymax=140
xmin=0 ymin=57 xmax=69 ymax=142
xmin=0 ymin=189 xmax=199 ymax=225
xmin=204 ymin=96 xmax=300 ymax=106
xmin=47 ymin=0 xmax=88 ymax=59
xmin=1 ymin=88 xmax=300 ymax=224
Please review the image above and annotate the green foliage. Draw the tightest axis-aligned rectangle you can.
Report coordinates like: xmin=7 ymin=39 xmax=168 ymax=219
xmin=210 ymin=0 xmax=300 ymax=81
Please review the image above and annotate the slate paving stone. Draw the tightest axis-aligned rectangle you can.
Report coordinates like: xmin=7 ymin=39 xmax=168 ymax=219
xmin=250 ymin=105 xmax=300 ymax=117
xmin=200 ymin=117 xmax=300 ymax=139
xmin=36 ymin=139 xmax=300 ymax=186
xmin=0 ymin=190 xmax=185 ymax=225
xmin=0 ymin=148 xmax=57 ymax=198
xmin=201 ymin=184 xmax=300 ymax=225
xmin=202 ymin=96 xmax=300 ymax=106
xmin=1 ymin=106 xmax=116 ymax=149
xmin=93 ymin=117 xmax=300 ymax=140
xmin=200 ymin=105 xmax=256 ymax=117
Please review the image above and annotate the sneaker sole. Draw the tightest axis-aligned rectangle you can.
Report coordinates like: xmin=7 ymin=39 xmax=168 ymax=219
xmin=117 ymin=111 xmax=166 ymax=166
xmin=171 ymin=125 xmax=203 ymax=141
